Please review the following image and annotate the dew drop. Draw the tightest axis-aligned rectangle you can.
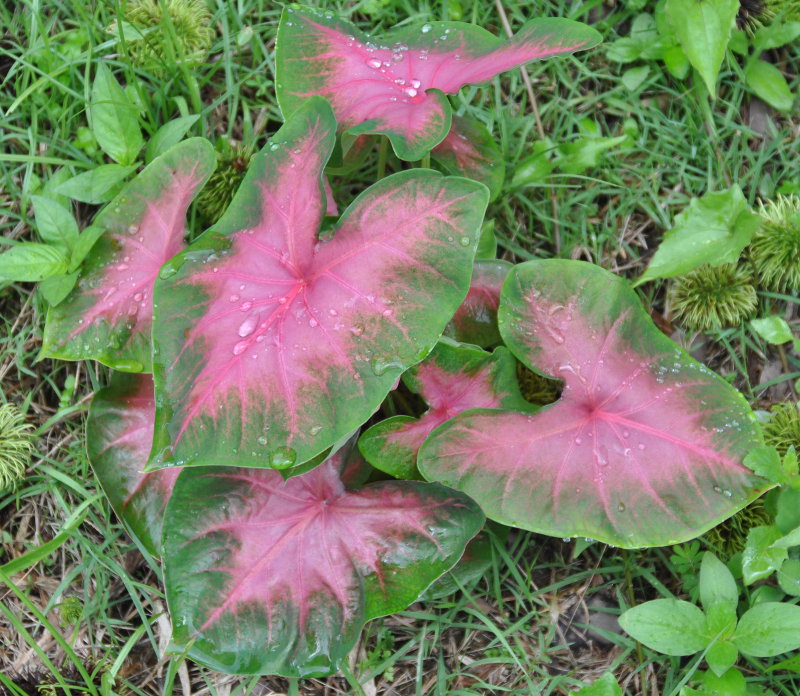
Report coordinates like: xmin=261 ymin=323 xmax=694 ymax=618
xmin=229 ymin=294 xmax=240 ymax=303
xmin=133 ymin=292 xmax=143 ymax=302
xmin=328 ymin=308 xmax=338 ymax=316
xmin=232 ymin=340 xmax=248 ymax=355
xmin=257 ymin=436 xmax=267 ymax=445
xmin=366 ymin=58 xmax=382 ymax=69
xmin=637 ymin=443 xmax=646 ymax=450
xmin=392 ymin=51 xmax=403 ymax=62
xmin=410 ymin=79 xmax=421 ymax=89
xmin=350 ymin=325 xmax=364 ymax=337
xmin=574 ymin=437 xmax=582 ymax=445
xmin=713 ymin=485 xmax=723 ymax=493
xmin=240 ymin=301 xmax=253 ymax=311
xmin=382 ymin=309 xmax=393 ymax=317
xmin=371 ymin=358 xmax=402 ymax=376
xmin=116 ymin=263 xmax=129 ymax=271
xmin=459 ymin=236 xmax=470 ymax=246
xmin=421 ymin=23 xmax=431 ymax=33
xmin=617 ymin=502 xmax=626 ymax=512
xmin=309 ymin=425 xmax=323 ymax=436
xmin=404 ymin=87 xmax=418 ymax=98
xmin=278 ymin=296 xmax=288 ymax=304
xmin=238 ymin=315 xmax=258 ymax=337
xmin=270 ymin=446 xmax=297 ymax=469
xmin=309 ymin=318 xmax=318 ymax=327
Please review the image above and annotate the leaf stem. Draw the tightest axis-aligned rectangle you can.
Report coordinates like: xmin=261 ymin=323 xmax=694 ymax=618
xmin=420 ymin=152 xmax=431 ymax=169
xmin=377 ymin=137 xmax=388 ymax=180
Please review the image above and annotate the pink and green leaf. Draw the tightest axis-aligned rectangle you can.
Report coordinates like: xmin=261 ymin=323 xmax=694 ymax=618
xmin=163 ymin=445 xmax=483 ymax=676
xmin=445 ymin=259 xmax=512 ymax=347
xmin=86 ymin=372 xmax=180 ymax=556
xmin=359 ymin=340 xmax=528 ymax=479
xmin=276 ymin=6 xmax=602 ymax=160
xmin=40 ymin=139 xmax=216 ymax=372
xmin=431 ymin=115 xmax=505 ymax=200
xmin=150 ymin=98 xmax=488 ymax=470
xmin=419 ymin=260 xmax=770 ymax=548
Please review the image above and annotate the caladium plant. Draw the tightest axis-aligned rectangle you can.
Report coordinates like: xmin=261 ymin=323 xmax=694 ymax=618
xmin=419 ymin=260 xmax=769 ymax=547
xmin=40 ymin=139 xmax=216 ymax=372
xmin=87 ymin=371 xmax=180 ymax=557
xmin=446 ymin=258 xmax=512 ymax=347
xmin=163 ymin=443 xmax=484 ymax=676
xmin=359 ymin=338 xmax=529 ymax=479
xmin=150 ymin=97 xmax=488 ymax=470
xmin=275 ymin=5 xmax=601 ymax=161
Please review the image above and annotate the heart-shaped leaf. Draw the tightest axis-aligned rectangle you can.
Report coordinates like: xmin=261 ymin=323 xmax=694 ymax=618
xmin=40 ymin=139 xmax=216 ymax=372
xmin=419 ymin=260 xmax=768 ymax=547
xmin=359 ymin=340 xmax=527 ymax=479
xmin=151 ymin=98 xmax=488 ymax=470
xmin=431 ymin=115 xmax=505 ymax=200
xmin=163 ymin=446 xmax=484 ymax=676
xmin=86 ymin=372 xmax=180 ymax=556
xmin=276 ymin=7 xmax=601 ymax=160
xmin=445 ymin=259 xmax=511 ymax=347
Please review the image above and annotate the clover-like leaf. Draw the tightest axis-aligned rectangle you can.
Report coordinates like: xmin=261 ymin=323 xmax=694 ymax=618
xmin=151 ymin=98 xmax=488 ymax=470
xmin=431 ymin=115 xmax=505 ymax=200
xmin=276 ymin=6 xmax=601 ymax=160
xmin=163 ymin=446 xmax=484 ymax=676
xmin=86 ymin=372 xmax=180 ymax=556
xmin=359 ymin=340 xmax=528 ymax=479
xmin=419 ymin=260 xmax=768 ymax=547
xmin=40 ymin=139 xmax=216 ymax=372
xmin=445 ymin=259 xmax=511 ymax=347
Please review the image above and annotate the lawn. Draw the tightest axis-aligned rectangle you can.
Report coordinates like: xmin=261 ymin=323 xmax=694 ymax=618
xmin=1 ymin=0 xmax=799 ymax=694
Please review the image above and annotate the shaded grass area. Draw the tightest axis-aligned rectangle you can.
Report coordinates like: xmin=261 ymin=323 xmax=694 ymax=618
xmin=1 ymin=0 xmax=799 ymax=693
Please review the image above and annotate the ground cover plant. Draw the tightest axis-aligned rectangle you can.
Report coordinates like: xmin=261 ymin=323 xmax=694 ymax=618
xmin=1 ymin=0 xmax=799 ymax=694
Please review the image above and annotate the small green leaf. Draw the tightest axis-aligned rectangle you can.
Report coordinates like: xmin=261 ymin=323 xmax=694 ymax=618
xmin=0 ymin=243 xmax=69 ymax=281
xmin=700 ymin=552 xmax=738 ymax=613
xmin=90 ymin=63 xmax=144 ymax=165
xmin=69 ymin=225 xmax=106 ymax=272
xmin=55 ymin=164 xmax=138 ymax=204
xmin=750 ymin=316 xmax=794 ymax=345
xmin=622 ymin=65 xmax=650 ymax=91
xmin=777 ymin=558 xmax=800 ymax=596
xmin=771 ymin=526 xmax=800 ymax=549
xmin=752 ymin=21 xmax=800 ymax=51
xmin=745 ymin=59 xmax=795 ymax=113
xmin=570 ymin=672 xmax=622 ymax=696
xmin=661 ymin=44 xmax=690 ymax=79
xmin=619 ymin=599 xmax=709 ymax=655
xmin=39 ymin=272 xmax=79 ymax=306
xmin=637 ymin=186 xmax=759 ymax=283
xmin=743 ymin=446 xmax=786 ymax=484
xmin=145 ymin=115 xmax=200 ymax=163
xmin=476 ymin=219 xmax=497 ymax=259
xmin=776 ymin=488 xmax=800 ymax=533
xmin=665 ymin=0 xmax=738 ymax=97
xmin=556 ymin=135 xmax=627 ymax=175
xmin=695 ymin=667 xmax=746 ymax=696
xmin=31 ymin=196 xmax=79 ymax=254
xmin=734 ymin=602 xmax=800 ymax=656
xmin=705 ymin=640 xmax=739 ymax=677
xmin=512 ymin=140 xmax=555 ymax=187
xmin=742 ymin=525 xmax=788 ymax=584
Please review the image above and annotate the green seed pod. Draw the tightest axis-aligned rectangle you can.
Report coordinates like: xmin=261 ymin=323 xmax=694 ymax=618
xmin=668 ymin=264 xmax=758 ymax=332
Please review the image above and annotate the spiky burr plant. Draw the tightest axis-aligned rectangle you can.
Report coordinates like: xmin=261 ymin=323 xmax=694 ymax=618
xmin=668 ymin=264 xmax=758 ymax=332
xmin=763 ymin=401 xmax=800 ymax=456
xmin=705 ymin=498 xmax=772 ymax=556
xmin=196 ymin=141 xmax=253 ymax=225
xmin=117 ymin=0 xmax=214 ymax=74
xmin=750 ymin=195 xmax=800 ymax=294
xmin=516 ymin=362 xmax=561 ymax=405
xmin=0 ymin=402 xmax=35 ymax=491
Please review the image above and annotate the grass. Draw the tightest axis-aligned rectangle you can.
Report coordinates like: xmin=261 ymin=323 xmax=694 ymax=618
xmin=1 ymin=0 xmax=799 ymax=693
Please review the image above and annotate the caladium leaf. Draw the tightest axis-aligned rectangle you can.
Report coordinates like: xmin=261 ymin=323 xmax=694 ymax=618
xmin=276 ymin=6 xmax=601 ymax=160
xmin=431 ymin=115 xmax=505 ymax=200
xmin=445 ymin=259 xmax=511 ymax=347
xmin=359 ymin=340 xmax=528 ymax=479
xmin=40 ymin=139 xmax=216 ymax=372
xmin=163 ymin=446 xmax=484 ymax=676
xmin=419 ymin=260 xmax=769 ymax=548
xmin=151 ymin=98 xmax=488 ymax=470
xmin=86 ymin=372 xmax=180 ymax=556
